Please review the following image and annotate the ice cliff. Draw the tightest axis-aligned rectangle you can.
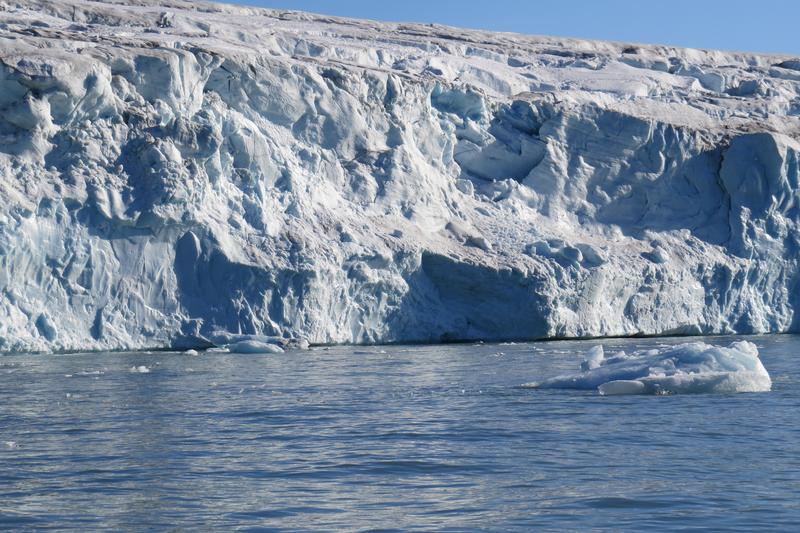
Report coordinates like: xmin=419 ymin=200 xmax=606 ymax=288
xmin=2 ymin=0 xmax=800 ymax=352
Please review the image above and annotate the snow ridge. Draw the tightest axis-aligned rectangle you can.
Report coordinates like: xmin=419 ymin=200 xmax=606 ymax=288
xmin=1 ymin=0 xmax=800 ymax=351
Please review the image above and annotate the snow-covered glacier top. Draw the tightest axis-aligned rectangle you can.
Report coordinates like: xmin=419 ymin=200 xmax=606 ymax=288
xmin=2 ymin=0 xmax=800 ymax=352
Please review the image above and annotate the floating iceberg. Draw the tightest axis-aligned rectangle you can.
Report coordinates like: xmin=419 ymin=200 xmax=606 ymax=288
xmin=523 ymin=341 xmax=772 ymax=395
xmin=224 ymin=340 xmax=284 ymax=354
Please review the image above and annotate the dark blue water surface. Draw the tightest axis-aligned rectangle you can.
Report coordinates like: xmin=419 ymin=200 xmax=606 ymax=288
xmin=2 ymin=335 xmax=799 ymax=531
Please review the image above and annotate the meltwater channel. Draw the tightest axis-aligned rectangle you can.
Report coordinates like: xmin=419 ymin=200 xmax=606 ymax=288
xmin=2 ymin=335 xmax=800 ymax=531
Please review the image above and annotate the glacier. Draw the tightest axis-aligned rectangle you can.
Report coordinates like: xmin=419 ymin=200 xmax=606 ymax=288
xmin=2 ymin=0 xmax=800 ymax=352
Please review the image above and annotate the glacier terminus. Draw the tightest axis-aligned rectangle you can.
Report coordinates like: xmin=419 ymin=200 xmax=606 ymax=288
xmin=2 ymin=0 xmax=800 ymax=352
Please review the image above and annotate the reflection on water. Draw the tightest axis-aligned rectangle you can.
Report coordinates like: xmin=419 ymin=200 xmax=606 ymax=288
xmin=2 ymin=336 xmax=800 ymax=531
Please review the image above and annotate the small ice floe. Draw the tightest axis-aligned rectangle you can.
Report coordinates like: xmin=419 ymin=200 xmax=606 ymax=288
xmin=206 ymin=347 xmax=230 ymax=354
xmin=129 ymin=365 xmax=150 ymax=373
xmin=4 ymin=441 xmax=18 ymax=449
xmin=352 ymin=348 xmax=389 ymax=355
xmin=522 ymin=341 xmax=771 ymax=395
xmin=209 ymin=333 xmax=286 ymax=354
xmin=184 ymin=349 xmax=200 ymax=356
xmin=224 ymin=340 xmax=284 ymax=354
xmin=76 ymin=370 xmax=104 ymax=376
xmin=292 ymin=338 xmax=311 ymax=350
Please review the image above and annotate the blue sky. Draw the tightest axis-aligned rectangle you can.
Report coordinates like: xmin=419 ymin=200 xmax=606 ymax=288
xmin=223 ymin=0 xmax=799 ymax=56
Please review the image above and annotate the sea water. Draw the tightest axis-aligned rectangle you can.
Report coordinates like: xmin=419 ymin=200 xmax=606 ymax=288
xmin=2 ymin=335 xmax=799 ymax=531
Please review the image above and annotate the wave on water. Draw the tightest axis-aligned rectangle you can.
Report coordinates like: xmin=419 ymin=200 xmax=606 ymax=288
xmin=522 ymin=341 xmax=771 ymax=395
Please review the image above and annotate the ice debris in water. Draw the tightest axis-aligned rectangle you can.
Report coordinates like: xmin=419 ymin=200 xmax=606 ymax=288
xmin=224 ymin=340 xmax=284 ymax=354
xmin=206 ymin=347 xmax=230 ymax=354
xmin=523 ymin=341 xmax=771 ymax=395
xmin=129 ymin=365 xmax=150 ymax=374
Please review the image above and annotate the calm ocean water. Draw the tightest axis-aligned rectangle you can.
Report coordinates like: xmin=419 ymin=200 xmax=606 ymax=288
xmin=1 ymin=335 xmax=799 ymax=531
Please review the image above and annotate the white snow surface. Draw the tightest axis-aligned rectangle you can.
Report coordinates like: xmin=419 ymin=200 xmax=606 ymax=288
xmin=2 ymin=0 xmax=800 ymax=351
xmin=523 ymin=341 xmax=772 ymax=395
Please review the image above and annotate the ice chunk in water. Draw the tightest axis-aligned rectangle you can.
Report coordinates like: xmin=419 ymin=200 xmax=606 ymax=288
xmin=598 ymin=380 xmax=646 ymax=395
xmin=523 ymin=341 xmax=771 ymax=395
xmin=581 ymin=345 xmax=605 ymax=371
xmin=225 ymin=340 xmax=284 ymax=354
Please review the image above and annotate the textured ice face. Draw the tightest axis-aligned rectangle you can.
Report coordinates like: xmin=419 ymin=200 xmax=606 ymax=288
xmin=1 ymin=1 xmax=800 ymax=352
xmin=524 ymin=341 xmax=772 ymax=395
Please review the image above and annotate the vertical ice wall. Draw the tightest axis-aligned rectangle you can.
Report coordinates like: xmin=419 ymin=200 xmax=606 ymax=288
xmin=0 ymin=0 xmax=799 ymax=351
